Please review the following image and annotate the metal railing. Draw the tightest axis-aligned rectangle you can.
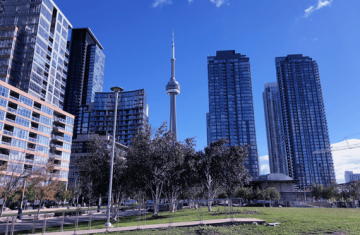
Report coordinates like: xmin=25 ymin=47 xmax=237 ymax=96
xmin=3 ymin=130 xmax=13 ymax=136
xmin=31 ymin=116 xmax=40 ymax=122
xmin=48 ymin=41 xmax=53 ymax=48
xmin=49 ymin=32 xmax=54 ymax=38
xmin=28 ymin=137 xmax=37 ymax=143
xmin=47 ymin=50 xmax=51 ymax=57
xmin=66 ymin=49 xmax=70 ymax=54
xmin=5 ymin=118 xmax=15 ymax=123
xmin=1 ymin=141 xmax=11 ymax=146
xmin=31 ymin=127 xmax=38 ymax=131
xmin=0 ymin=153 xmax=9 ymax=159
xmin=7 ymin=107 xmax=17 ymax=114
xmin=33 ymin=106 xmax=41 ymax=112
xmin=27 ymin=146 xmax=35 ymax=151
xmin=64 ymin=57 xmax=69 ymax=63
xmin=60 ymin=88 xmax=65 ymax=93
xmin=0 ymin=198 xmax=246 ymax=234
xmin=10 ymin=96 xmax=18 ymax=101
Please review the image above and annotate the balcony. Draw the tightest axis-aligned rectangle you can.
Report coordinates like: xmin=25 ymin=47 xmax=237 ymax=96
xmin=7 ymin=107 xmax=17 ymax=114
xmin=10 ymin=96 xmax=18 ymax=101
xmin=42 ymin=84 xmax=47 ymax=90
xmin=64 ymin=57 xmax=69 ymax=63
xmin=25 ymin=159 xmax=34 ymax=164
xmin=46 ymin=58 xmax=51 ymax=65
xmin=53 ymin=135 xmax=64 ymax=141
xmin=5 ymin=118 xmax=15 ymax=123
xmin=31 ymin=127 xmax=38 ymax=131
xmin=33 ymin=106 xmax=41 ymax=112
xmin=49 ymin=32 xmax=54 ymax=38
xmin=0 ymin=153 xmax=9 ymax=160
xmin=60 ymin=88 xmax=65 ymax=94
xmin=54 ymin=126 xmax=65 ymax=131
xmin=47 ymin=50 xmax=51 ymax=57
xmin=44 ymin=67 xmax=49 ymax=73
xmin=63 ymin=66 xmax=67 ymax=72
xmin=59 ymin=104 xmax=63 ymax=109
xmin=51 ymin=144 xmax=63 ymax=149
xmin=59 ymin=96 xmax=64 ymax=102
xmin=54 ymin=116 xmax=66 ymax=123
xmin=3 ymin=130 xmax=13 ymax=136
xmin=43 ymin=76 xmax=48 ymax=82
xmin=48 ymin=41 xmax=53 ymax=48
xmin=66 ymin=49 xmax=70 ymax=55
xmin=41 ymin=93 xmax=45 ymax=99
xmin=1 ymin=141 xmax=11 ymax=146
xmin=28 ymin=137 xmax=36 ymax=143
xmin=62 ymin=73 xmax=67 ymax=79
xmin=61 ymin=81 xmax=66 ymax=87
xmin=27 ymin=146 xmax=35 ymax=151
xmin=31 ymin=116 xmax=39 ymax=122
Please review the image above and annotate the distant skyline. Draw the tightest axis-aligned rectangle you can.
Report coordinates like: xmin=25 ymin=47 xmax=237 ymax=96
xmin=55 ymin=0 xmax=360 ymax=183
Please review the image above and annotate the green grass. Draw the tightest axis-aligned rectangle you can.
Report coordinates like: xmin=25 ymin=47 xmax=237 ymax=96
xmin=10 ymin=206 xmax=360 ymax=235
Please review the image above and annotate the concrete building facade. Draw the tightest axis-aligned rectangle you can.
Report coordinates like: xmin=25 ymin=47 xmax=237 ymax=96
xmin=0 ymin=81 xmax=74 ymax=182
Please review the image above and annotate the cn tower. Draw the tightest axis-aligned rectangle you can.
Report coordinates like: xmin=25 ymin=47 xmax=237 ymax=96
xmin=166 ymin=31 xmax=180 ymax=140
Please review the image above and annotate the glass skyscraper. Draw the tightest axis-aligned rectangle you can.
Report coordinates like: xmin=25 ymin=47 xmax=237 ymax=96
xmin=275 ymin=54 xmax=335 ymax=186
xmin=0 ymin=0 xmax=71 ymax=109
xmin=207 ymin=50 xmax=259 ymax=178
xmin=64 ymin=28 xmax=105 ymax=138
xmin=75 ymin=89 xmax=149 ymax=146
xmin=263 ymin=82 xmax=288 ymax=175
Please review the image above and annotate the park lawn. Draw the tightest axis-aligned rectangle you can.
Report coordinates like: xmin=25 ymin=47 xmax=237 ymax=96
xmin=16 ymin=206 xmax=360 ymax=235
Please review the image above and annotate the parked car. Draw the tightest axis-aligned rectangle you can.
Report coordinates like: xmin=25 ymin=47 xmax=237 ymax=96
xmin=122 ymin=199 xmax=137 ymax=206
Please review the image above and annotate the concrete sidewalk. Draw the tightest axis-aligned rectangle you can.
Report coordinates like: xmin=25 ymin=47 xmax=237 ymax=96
xmin=41 ymin=218 xmax=266 ymax=235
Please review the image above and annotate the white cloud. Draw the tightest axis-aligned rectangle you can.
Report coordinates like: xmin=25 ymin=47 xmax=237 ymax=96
xmin=259 ymin=155 xmax=269 ymax=162
xmin=210 ymin=0 xmax=227 ymax=7
xmin=317 ymin=0 xmax=333 ymax=9
xmin=260 ymin=164 xmax=270 ymax=175
xmin=304 ymin=0 xmax=333 ymax=18
xmin=331 ymin=139 xmax=360 ymax=183
xmin=152 ymin=0 xmax=172 ymax=8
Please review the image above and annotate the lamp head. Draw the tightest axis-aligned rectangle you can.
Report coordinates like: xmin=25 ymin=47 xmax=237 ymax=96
xmin=111 ymin=86 xmax=124 ymax=93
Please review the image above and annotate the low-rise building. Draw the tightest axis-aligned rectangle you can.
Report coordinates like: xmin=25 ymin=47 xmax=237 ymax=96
xmin=345 ymin=171 xmax=360 ymax=183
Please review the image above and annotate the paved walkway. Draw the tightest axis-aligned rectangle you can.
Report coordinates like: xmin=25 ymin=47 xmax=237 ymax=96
xmin=42 ymin=218 xmax=266 ymax=235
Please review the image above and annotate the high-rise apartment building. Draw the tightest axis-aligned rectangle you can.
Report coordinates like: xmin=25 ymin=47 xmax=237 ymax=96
xmin=64 ymin=28 xmax=105 ymax=135
xmin=207 ymin=50 xmax=259 ymax=178
xmin=0 ymin=81 xmax=74 ymax=182
xmin=74 ymin=89 xmax=148 ymax=146
xmin=0 ymin=0 xmax=71 ymax=109
xmin=275 ymin=54 xmax=335 ymax=186
xmin=263 ymin=82 xmax=288 ymax=175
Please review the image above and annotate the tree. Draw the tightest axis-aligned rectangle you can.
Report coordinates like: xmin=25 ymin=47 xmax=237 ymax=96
xmin=55 ymin=182 xmax=72 ymax=207
xmin=322 ymin=182 xmax=339 ymax=200
xmin=76 ymin=136 xmax=126 ymax=209
xmin=30 ymin=161 xmax=62 ymax=215
xmin=0 ymin=161 xmax=36 ymax=217
xmin=196 ymin=138 xmax=250 ymax=211
xmin=349 ymin=181 xmax=360 ymax=201
xmin=162 ymin=137 xmax=196 ymax=213
xmin=311 ymin=183 xmax=324 ymax=201
xmin=234 ymin=187 xmax=253 ymax=202
xmin=265 ymin=187 xmax=280 ymax=206
xmin=126 ymin=122 xmax=174 ymax=216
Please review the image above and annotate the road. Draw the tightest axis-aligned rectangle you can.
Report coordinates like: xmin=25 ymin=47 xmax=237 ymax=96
xmin=0 ymin=209 xmax=149 ymax=233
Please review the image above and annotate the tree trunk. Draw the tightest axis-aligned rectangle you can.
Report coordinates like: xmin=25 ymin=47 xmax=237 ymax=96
xmin=0 ymin=196 xmax=7 ymax=217
xmin=37 ymin=199 xmax=43 ymax=215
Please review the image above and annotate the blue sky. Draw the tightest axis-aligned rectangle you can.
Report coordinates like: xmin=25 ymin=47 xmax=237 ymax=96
xmin=56 ymin=0 xmax=360 ymax=182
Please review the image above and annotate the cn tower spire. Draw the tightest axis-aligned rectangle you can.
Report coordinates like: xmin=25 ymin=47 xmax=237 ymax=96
xmin=166 ymin=31 xmax=180 ymax=141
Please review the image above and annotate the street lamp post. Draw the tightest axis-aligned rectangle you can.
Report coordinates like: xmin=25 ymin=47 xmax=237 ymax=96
xmin=104 ymin=86 xmax=123 ymax=228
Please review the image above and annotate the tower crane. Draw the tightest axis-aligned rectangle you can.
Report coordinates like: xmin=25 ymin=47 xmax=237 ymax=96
xmin=313 ymin=134 xmax=360 ymax=154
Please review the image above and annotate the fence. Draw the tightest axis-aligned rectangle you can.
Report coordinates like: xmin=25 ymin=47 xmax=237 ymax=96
xmin=0 ymin=198 xmax=247 ymax=235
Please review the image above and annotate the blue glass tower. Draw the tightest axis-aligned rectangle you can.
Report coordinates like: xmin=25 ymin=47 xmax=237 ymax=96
xmin=263 ymin=82 xmax=288 ymax=175
xmin=207 ymin=50 xmax=259 ymax=178
xmin=64 ymin=28 xmax=105 ymax=137
xmin=275 ymin=54 xmax=335 ymax=186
